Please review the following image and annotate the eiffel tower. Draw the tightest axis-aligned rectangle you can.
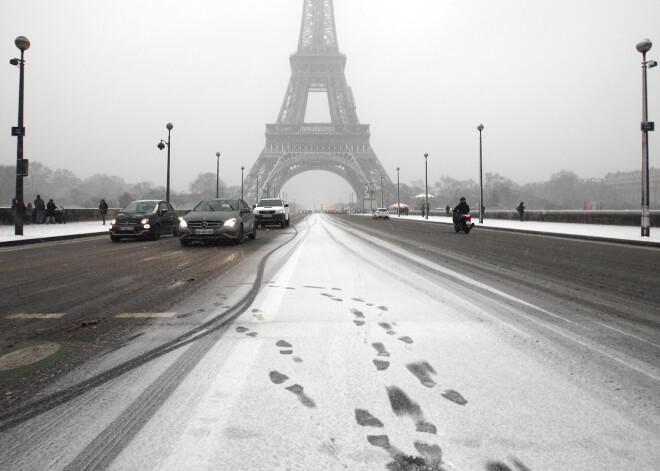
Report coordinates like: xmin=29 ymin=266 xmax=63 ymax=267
xmin=244 ymin=0 xmax=392 ymax=207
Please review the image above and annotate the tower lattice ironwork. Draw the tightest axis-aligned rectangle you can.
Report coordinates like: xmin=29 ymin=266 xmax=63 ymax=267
xmin=243 ymin=0 xmax=392 ymax=207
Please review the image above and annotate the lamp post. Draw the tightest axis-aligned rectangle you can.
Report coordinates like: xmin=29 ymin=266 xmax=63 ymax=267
xmin=424 ymin=153 xmax=429 ymax=220
xmin=396 ymin=167 xmax=401 ymax=217
xmin=11 ymin=36 xmax=30 ymax=236
xmin=157 ymin=123 xmax=173 ymax=202
xmin=477 ymin=123 xmax=484 ymax=224
xmin=380 ymin=175 xmax=384 ymax=207
xmin=637 ymin=39 xmax=657 ymax=237
xmin=216 ymin=152 xmax=220 ymax=198
xmin=241 ymin=166 xmax=245 ymax=199
xmin=256 ymin=175 xmax=259 ymax=202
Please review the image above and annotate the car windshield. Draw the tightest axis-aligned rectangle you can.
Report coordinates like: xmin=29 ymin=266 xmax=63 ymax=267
xmin=122 ymin=201 xmax=157 ymax=213
xmin=193 ymin=200 xmax=238 ymax=212
xmin=257 ymin=199 xmax=283 ymax=206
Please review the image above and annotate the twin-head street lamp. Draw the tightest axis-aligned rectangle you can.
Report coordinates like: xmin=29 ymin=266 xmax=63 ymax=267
xmin=477 ymin=123 xmax=485 ymax=224
xmin=216 ymin=152 xmax=221 ymax=198
xmin=424 ymin=153 xmax=429 ymax=220
xmin=396 ymin=167 xmax=400 ymax=217
xmin=157 ymin=123 xmax=173 ymax=202
xmin=10 ymin=36 xmax=30 ymax=236
xmin=637 ymin=38 xmax=656 ymax=237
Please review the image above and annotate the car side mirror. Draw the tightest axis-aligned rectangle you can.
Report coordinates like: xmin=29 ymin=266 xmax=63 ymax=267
xmin=284 ymin=204 xmax=289 ymax=208
xmin=252 ymin=204 xmax=256 ymax=209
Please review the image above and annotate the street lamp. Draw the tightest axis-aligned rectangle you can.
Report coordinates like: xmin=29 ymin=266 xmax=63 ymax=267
xmin=380 ymin=175 xmax=384 ymax=207
xmin=10 ymin=36 xmax=30 ymax=236
xmin=157 ymin=123 xmax=173 ymax=202
xmin=477 ymin=123 xmax=484 ymax=224
xmin=241 ymin=166 xmax=245 ymax=199
xmin=216 ymin=152 xmax=220 ymax=198
xmin=637 ymin=38 xmax=657 ymax=237
xmin=396 ymin=167 xmax=401 ymax=217
xmin=424 ymin=153 xmax=429 ymax=220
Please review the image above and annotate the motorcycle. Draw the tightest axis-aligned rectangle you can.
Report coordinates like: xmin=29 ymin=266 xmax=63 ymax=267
xmin=453 ymin=211 xmax=474 ymax=234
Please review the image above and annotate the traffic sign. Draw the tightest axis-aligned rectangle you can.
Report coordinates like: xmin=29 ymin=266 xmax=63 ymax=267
xmin=11 ymin=126 xmax=25 ymax=137
xmin=641 ymin=122 xmax=655 ymax=131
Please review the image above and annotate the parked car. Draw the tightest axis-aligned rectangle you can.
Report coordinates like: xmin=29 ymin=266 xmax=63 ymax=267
xmin=178 ymin=198 xmax=256 ymax=246
xmin=253 ymin=198 xmax=289 ymax=228
xmin=372 ymin=208 xmax=390 ymax=220
xmin=109 ymin=200 xmax=179 ymax=242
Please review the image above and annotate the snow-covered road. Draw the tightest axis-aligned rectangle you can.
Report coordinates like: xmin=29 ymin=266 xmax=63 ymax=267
xmin=2 ymin=214 xmax=658 ymax=470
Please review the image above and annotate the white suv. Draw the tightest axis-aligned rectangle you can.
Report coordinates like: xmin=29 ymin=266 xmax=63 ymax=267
xmin=372 ymin=208 xmax=390 ymax=220
xmin=253 ymin=198 xmax=290 ymax=228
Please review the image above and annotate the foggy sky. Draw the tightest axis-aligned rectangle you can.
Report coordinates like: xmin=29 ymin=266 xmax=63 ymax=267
xmin=2 ymin=0 xmax=659 ymax=209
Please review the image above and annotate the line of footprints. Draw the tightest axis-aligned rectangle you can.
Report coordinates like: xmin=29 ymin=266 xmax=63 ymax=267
xmin=234 ymin=286 xmax=529 ymax=471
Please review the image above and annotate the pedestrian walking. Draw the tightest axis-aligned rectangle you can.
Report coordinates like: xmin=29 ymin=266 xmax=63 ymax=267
xmin=421 ymin=204 xmax=425 ymax=218
xmin=445 ymin=204 xmax=451 ymax=216
xmin=99 ymin=199 xmax=109 ymax=225
xmin=516 ymin=201 xmax=525 ymax=221
xmin=46 ymin=198 xmax=56 ymax=224
xmin=34 ymin=195 xmax=46 ymax=224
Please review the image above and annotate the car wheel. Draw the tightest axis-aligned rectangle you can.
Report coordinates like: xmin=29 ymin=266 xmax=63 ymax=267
xmin=172 ymin=226 xmax=178 ymax=237
xmin=280 ymin=219 xmax=285 ymax=229
xmin=454 ymin=226 xmax=460 ymax=233
xmin=285 ymin=218 xmax=290 ymax=227
xmin=151 ymin=225 xmax=161 ymax=241
xmin=464 ymin=227 xmax=470 ymax=234
xmin=180 ymin=238 xmax=191 ymax=246
xmin=110 ymin=234 xmax=121 ymax=242
xmin=248 ymin=223 xmax=257 ymax=240
xmin=235 ymin=224 xmax=244 ymax=245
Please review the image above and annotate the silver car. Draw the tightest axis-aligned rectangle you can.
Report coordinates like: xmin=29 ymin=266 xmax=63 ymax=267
xmin=178 ymin=198 xmax=257 ymax=246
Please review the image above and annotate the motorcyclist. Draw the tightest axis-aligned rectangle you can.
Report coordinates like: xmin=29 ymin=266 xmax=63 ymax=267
xmin=452 ymin=197 xmax=470 ymax=225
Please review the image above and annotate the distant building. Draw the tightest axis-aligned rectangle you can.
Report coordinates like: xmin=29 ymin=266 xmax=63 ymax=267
xmin=604 ymin=168 xmax=660 ymax=205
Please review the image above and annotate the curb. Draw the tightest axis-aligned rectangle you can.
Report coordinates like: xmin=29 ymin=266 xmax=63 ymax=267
xmin=388 ymin=217 xmax=660 ymax=248
xmin=0 ymin=232 xmax=108 ymax=248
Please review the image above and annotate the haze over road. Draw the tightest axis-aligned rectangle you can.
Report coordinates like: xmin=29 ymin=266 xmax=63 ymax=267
xmin=1 ymin=214 xmax=658 ymax=470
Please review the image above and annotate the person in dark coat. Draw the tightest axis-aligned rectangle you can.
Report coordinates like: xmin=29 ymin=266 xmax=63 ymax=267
xmin=453 ymin=197 xmax=470 ymax=224
xmin=46 ymin=198 xmax=56 ymax=224
xmin=516 ymin=201 xmax=526 ymax=221
xmin=421 ymin=204 xmax=425 ymax=218
xmin=34 ymin=195 xmax=45 ymax=224
xmin=445 ymin=204 xmax=451 ymax=216
xmin=99 ymin=199 xmax=109 ymax=225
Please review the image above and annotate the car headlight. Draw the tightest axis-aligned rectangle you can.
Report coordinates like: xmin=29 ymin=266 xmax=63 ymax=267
xmin=141 ymin=218 xmax=149 ymax=225
xmin=179 ymin=218 xmax=188 ymax=228
xmin=110 ymin=219 xmax=116 ymax=225
xmin=277 ymin=209 xmax=284 ymax=214
xmin=223 ymin=218 xmax=236 ymax=227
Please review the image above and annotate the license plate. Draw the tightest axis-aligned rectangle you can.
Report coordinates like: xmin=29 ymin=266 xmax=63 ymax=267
xmin=194 ymin=229 xmax=214 ymax=235
xmin=120 ymin=226 xmax=133 ymax=231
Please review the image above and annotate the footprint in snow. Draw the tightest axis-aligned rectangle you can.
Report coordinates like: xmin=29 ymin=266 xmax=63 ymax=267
xmin=406 ymin=361 xmax=467 ymax=405
xmin=268 ymin=370 xmax=316 ymax=408
xmin=355 ymin=407 xmax=447 ymax=470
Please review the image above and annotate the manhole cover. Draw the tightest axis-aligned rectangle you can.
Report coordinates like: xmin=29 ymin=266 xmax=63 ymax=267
xmin=0 ymin=343 xmax=61 ymax=371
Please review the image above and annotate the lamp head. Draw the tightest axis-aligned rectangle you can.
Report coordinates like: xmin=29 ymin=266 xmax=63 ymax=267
xmin=216 ymin=152 xmax=220 ymax=158
xmin=166 ymin=123 xmax=173 ymax=130
xmin=9 ymin=58 xmax=19 ymax=66
xmin=424 ymin=153 xmax=428 ymax=158
xmin=477 ymin=123 xmax=484 ymax=131
xmin=397 ymin=166 xmax=400 ymax=171
xmin=15 ymin=36 xmax=30 ymax=51
xmin=637 ymin=39 xmax=652 ymax=54
xmin=157 ymin=142 xmax=165 ymax=151
xmin=241 ymin=166 xmax=245 ymax=171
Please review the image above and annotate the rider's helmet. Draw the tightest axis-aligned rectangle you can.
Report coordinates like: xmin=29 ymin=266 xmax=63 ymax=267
xmin=460 ymin=196 xmax=466 ymax=202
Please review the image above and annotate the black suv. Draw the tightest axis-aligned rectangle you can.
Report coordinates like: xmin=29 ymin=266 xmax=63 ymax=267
xmin=109 ymin=200 xmax=179 ymax=242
